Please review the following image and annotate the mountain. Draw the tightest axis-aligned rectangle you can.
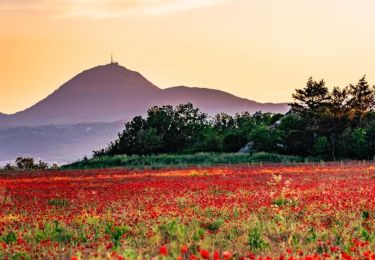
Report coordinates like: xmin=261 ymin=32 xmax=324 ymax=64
xmin=0 ymin=63 xmax=288 ymax=128
xmin=0 ymin=63 xmax=289 ymax=163
xmin=1 ymin=64 xmax=161 ymax=127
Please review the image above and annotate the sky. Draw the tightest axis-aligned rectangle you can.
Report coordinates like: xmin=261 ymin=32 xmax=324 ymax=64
xmin=2 ymin=0 xmax=375 ymax=114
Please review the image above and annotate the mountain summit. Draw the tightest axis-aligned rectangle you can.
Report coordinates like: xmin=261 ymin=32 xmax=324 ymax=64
xmin=0 ymin=63 xmax=288 ymax=128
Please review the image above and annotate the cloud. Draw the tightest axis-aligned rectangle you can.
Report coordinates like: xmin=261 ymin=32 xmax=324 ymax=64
xmin=0 ymin=0 xmax=231 ymax=18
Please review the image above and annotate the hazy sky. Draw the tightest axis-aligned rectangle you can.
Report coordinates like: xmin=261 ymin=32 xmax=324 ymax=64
xmin=1 ymin=0 xmax=375 ymax=114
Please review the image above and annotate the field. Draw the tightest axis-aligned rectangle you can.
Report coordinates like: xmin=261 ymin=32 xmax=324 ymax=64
xmin=1 ymin=163 xmax=375 ymax=259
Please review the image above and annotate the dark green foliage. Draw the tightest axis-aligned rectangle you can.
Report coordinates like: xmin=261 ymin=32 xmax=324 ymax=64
xmin=248 ymin=227 xmax=269 ymax=251
xmin=362 ymin=210 xmax=370 ymax=220
xmin=93 ymin=103 xmax=285 ymax=159
xmin=94 ymin=103 xmax=208 ymax=156
xmin=313 ymin=136 xmax=330 ymax=159
xmin=48 ymin=198 xmax=69 ymax=207
xmin=286 ymin=76 xmax=375 ymax=160
xmin=205 ymin=218 xmax=224 ymax=232
xmin=351 ymin=128 xmax=367 ymax=159
xmin=2 ymin=231 xmax=17 ymax=244
xmin=250 ymin=125 xmax=284 ymax=153
xmin=285 ymin=130 xmax=313 ymax=156
xmin=222 ymin=130 xmax=248 ymax=152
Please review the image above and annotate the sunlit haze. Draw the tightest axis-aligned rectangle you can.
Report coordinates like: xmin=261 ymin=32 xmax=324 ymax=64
xmin=1 ymin=0 xmax=375 ymax=113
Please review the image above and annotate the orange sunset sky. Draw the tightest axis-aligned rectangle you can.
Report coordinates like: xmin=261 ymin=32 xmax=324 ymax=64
xmin=1 ymin=0 xmax=375 ymax=114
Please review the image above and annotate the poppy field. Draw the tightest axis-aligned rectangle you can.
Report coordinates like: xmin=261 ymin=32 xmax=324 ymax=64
xmin=1 ymin=163 xmax=375 ymax=259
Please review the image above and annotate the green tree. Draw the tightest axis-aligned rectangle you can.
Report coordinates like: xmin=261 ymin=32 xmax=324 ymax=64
xmin=290 ymin=77 xmax=330 ymax=115
xmin=279 ymin=114 xmax=305 ymax=132
xmin=250 ymin=125 xmax=284 ymax=153
xmin=313 ymin=136 xmax=330 ymax=159
xmin=96 ymin=103 xmax=207 ymax=156
xmin=197 ymin=127 xmax=222 ymax=152
xmin=365 ymin=121 xmax=375 ymax=159
xmin=134 ymin=128 xmax=163 ymax=154
xmin=213 ymin=113 xmax=235 ymax=132
xmin=285 ymin=130 xmax=313 ymax=156
xmin=351 ymin=128 xmax=367 ymax=159
xmin=222 ymin=130 xmax=248 ymax=152
xmin=348 ymin=76 xmax=375 ymax=127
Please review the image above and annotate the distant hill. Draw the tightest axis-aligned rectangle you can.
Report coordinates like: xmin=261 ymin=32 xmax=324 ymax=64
xmin=0 ymin=63 xmax=288 ymax=128
xmin=160 ymin=86 xmax=287 ymax=115
xmin=0 ymin=63 xmax=289 ymax=163
xmin=0 ymin=122 xmax=123 ymax=164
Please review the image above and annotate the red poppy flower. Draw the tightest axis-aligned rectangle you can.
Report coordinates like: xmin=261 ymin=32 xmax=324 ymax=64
xmin=200 ymin=249 xmax=210 ymax=259
xmin=214 ymin=251 xmax=220 ymax=260
xmin=189 ymin=255 xmax=197 ymax=260
xmin=181 ymin=245 xmax=188 ymax=254
xmin=159 ymin=245 xmax=168 ymax=256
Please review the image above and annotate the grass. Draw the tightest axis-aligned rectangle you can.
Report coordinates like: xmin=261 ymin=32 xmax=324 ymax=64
xmin=61 ymin=152 xmax=304 ymax=170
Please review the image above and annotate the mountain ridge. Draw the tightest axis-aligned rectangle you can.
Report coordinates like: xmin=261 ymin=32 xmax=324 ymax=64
xmin=0 ymin=63 xmax=289 ymax=128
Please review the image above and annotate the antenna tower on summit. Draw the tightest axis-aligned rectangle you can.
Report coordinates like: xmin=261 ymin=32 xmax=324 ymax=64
xmin=110 ymin=54 xmax=118 ymax=65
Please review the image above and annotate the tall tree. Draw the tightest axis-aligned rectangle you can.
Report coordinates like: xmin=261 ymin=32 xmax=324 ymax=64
xmin=330 ymin=86 xmax=349 ymax=118
xmin=347 ymin=76 xmax=375 ymax=126
xmin=290 ymin=77 xmax=330 ymax=115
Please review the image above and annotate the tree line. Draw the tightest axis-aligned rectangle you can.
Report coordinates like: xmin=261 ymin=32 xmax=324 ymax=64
xmin=94 ymin=76 xmax=375 ymax=160
xmin=1 ymin=157 xmax=58 ymax=171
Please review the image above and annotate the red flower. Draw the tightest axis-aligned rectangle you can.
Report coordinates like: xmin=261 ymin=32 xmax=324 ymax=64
xmin=364 ymin=251 xmax=371 ymax=257
xmin=70 ymin=257 xmax=78 ymax=260
xmin=1 ymin=242 xmax=7 ymax=250
xmin=106 ymin=243 xmax=113 ymax=250
xmin=159 ymin=245 xmax=168 ymax=256
xmin=200 ymin=249 xmax=210 ymax=259
xmin=214 ymin=251 xmax=220 ymax=260
xmin=222 ymin=251 xmax=232 ymax=260
xmin=330 ymin=246 xmax=339 ymax=252
xmin=189 ymin=255 xmax=197 ymax=260
xmin=248 ymin=253 xmax=256 ymax=260
xmin=181 ymin=245 xmax=189 ymax=254
xmin=342 ymin=252 xmax=352 ymax=260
